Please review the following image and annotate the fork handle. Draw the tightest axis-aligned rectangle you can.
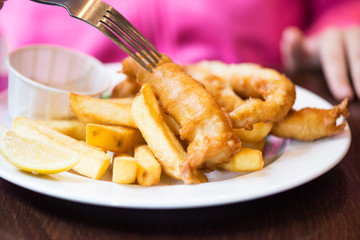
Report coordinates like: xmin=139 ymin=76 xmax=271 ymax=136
xmin=30 ymin=0 xmax=68 ymax=8
xmin=30 ymin=0 xmax=85 ymax=19
xmin=30 ymin=0 xmax=108 ymax=26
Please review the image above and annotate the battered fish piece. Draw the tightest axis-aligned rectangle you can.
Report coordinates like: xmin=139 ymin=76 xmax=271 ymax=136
xmin=183 ymin=66 xmax=245 ymax=113
xmin=185 ymin=61 xmax=296 ymax=130
xmin=122 ymin=55 xmax=241 ymax=179
xmin=111 ymin=79 xmax=141 ymax=98
xmin=271 ymin=99 xmax=349 ymax=141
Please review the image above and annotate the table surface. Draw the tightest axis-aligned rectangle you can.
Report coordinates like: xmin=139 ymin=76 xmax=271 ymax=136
xmin=0 ymin=70 xmax=359 ymax=240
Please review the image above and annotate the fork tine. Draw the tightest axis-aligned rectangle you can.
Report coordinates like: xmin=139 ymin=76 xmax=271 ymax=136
xmin=97 ymin=24 xmax=153 ymax=72
xmin=101 ymin=17 xmax=158 ymax=68
xmin=106 ymin=7 xmax=162 ymax=59
xmin=104 ymin=11 xmax=159 ymax=66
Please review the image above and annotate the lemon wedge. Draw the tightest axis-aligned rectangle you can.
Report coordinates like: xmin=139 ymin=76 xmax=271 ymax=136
xmin=0 ymin=125 xmax=80 ymax=174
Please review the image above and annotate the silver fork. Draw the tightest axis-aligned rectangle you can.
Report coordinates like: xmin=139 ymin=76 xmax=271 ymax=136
xmin=30 ymin=0 xmax=161 ymax=72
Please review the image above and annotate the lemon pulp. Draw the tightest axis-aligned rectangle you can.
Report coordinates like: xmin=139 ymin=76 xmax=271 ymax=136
xmin=0 ymin=130 xmax=79 ymax=174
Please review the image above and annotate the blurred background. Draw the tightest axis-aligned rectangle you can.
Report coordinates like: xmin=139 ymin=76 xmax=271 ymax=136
xmin=1 ymin=0 xmax=360 ymax=98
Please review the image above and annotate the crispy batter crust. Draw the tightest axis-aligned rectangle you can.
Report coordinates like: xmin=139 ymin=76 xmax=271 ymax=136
xmin=184 ymin=61 xmax=296 ymax=130
xmin=122 ymin=55 xmax=241 ymax=179
xmin=271 ymin=99 xmax=349 ymax=141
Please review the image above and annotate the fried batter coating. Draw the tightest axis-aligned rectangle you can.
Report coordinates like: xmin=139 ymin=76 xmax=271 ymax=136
xmin=271 ymin=99 xmax=349 ymax=141
xmin=111 ymin=79 xmax=141 ymax=98
xmin=185 ymin=61 xmax=296 ymax=130
xmin=183 ymin=65 xmax=245 ymax=112
xmin=122 ymin=55 xmax=241 ymax=179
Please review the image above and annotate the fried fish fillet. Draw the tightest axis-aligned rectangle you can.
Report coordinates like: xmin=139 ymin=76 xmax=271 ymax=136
xmin=122 ymin=55 xmax=241 ymax=179
xmin=271 ymin=99 xmax=349 ymax=141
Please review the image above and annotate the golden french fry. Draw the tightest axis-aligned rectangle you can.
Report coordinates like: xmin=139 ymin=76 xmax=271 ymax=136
xmin=12 ymin=117 xmax=111 ymax=179
xmin=233 ymin=122 xmax=273 ymax=143
xmin=242 ymin=139 xmax=265 ymax=151
xmin=134 ymin=145 xmax=162 ymax=186
xmin=105 ymin=97 xmax=134 ymax=105
xmin=112 ymin=155 xmax=138 ymax=184
xmin=105 ymin=97 xmax=181 ymax=135
xmin=219 ymin=147 xmax=264 ymax=172
xmin=163 ymin=113 xmax=180 ymax=136
xmin=131 ymin=84 xmax=207 ymax=184
xmin=86 ymin=123 xmax=145 ymax=153
xmin=69 ymin=92 xmax=137 ymax=128
xmin=37 ymin=119 xmax=86 ymax=141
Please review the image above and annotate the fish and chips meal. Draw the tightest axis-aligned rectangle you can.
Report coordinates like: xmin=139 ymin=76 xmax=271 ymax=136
xmin=0 ymin=54 xmax=349 ymax=186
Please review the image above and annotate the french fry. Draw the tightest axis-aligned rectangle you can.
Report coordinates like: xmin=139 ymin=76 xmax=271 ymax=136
xmin=69 ymin=92 xmax=137 ymax=128
xmin=219 ymin=147 xmax=264 ymax=172
xmin=37 ymin=119 xmax=86 ymax=141
xmin=12 ymin=117 xmax=111 ymax=179
xmin=131 ymin=84 xmax=207 ymax=184
xmin=112 ymin=155 xmax=138 ymax=184
xmin=105 ymin=97 xmax=134 ymax=105
xmin=134 ymin=145 xmax=162 ymax=186
xmin=163 ymin=113 xmax=180 ymax=136
xmin=242 ymin=139 xmax=265 ymax=151
xmin=105 ymin=97 xmax=182 ymax=136
xmin=86 ymin=123 xmax=145 ymax=153
xmin=233 ymin=122 xmax=273 ymax=143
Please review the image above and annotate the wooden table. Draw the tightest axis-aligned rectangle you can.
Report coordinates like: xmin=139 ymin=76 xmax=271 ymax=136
xmin=0 ymin=71 xmax=359 ymax=240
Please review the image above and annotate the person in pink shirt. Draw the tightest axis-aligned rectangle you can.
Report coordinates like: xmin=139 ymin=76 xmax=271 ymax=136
xmin=0 ymin=0 xmax=360 ymax=100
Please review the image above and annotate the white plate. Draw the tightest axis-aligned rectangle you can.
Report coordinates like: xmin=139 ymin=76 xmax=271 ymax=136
xmin=0 ymin=83 xmax=351 ymax=209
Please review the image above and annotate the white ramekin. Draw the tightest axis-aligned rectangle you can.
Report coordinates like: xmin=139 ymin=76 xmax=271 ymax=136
xmin=6 ymin=44 xmax=111 ymax=120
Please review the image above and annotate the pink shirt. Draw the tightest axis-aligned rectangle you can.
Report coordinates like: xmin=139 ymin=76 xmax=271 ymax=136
xmin=1 ymin=0 xmax=360 ymax=68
